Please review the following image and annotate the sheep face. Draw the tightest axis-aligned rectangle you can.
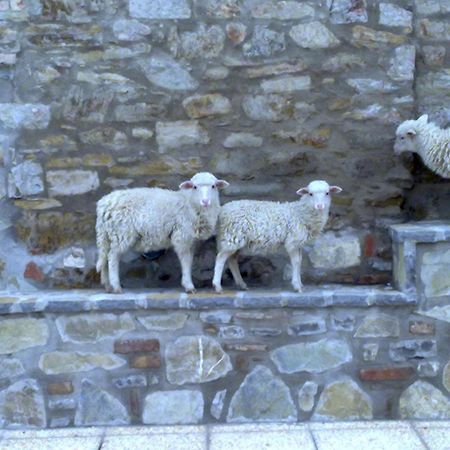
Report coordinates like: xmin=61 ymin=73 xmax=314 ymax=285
xmin=394 ymin=114 xmax=428 ymax=155
xmin=296 ymin=180 xmax=342 ymax=211
xmin=179 ymin=172 xmax=229 ymax=208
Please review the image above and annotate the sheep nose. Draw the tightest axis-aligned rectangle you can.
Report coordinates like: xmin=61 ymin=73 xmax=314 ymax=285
xmin=315 ymin=203 xmax=325 ymax=211
xmin=201 ymin=199 xmax=210 ymax=207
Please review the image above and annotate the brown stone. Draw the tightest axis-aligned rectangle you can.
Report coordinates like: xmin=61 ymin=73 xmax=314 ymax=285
xmin=24 ymin=262 xmax=45 ymax=282
xmin=359 ymin=367 xmax=414 ymax=381
xmin=47 ymin=381 xmax=74 ymax=395
xmin=130 ymin=389 xmax=140 ymax=416
xmin=130 ymin=355 xmax=161 ymax=369
xmin=114 ymin=339 xmax=160 ymax=354
xmin=224 ymin=343 xmax=268 ymax=352
xmin=364 ymin=234 xmax=376 ymax=257
xmin=409 ymin=321 xmax=435 ymax=336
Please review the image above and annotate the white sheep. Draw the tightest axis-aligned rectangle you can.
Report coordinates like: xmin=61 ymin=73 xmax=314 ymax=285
xmin=394 ymin=114 xmax=450 ymax=178
xmin=212 ymin=180 xmax=342 ymax=293
xmin=96 ymin=172 xmax=229 ymax=293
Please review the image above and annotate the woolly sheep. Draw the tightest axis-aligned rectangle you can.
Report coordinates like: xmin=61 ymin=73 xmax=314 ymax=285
xmin=96 ymin=172 xmax=229 ymax=293
xmin=394 ymin=114 xmax=450 ymax=178
xmin=212 ymin=180 xmax=342 ymax=293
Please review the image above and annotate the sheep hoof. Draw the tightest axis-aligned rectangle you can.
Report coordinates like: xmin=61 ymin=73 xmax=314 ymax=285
xmin=112 ymin=287 xmax=123 ymax=294
xmin=213 ymin=283 xmax=223 ymax=294
xmin=185 ymin=287 xmax=196 ymax=294
xmin=296 ymin=286 xmax=303 ymax=293
xmin=237 ymin=283 xmax=248 ymax=291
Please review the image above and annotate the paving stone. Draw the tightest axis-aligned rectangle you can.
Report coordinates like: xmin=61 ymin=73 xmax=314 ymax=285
xmin=354 ymin=313 xmax=400 ymax=338
xmin=227 ymin=365 xmax=297 ymax=423
xmin=271 ymin=339 xmax=352 ymax=374
xmin=289 ymin=22 xmax=340 ymax=49
xmin=75 ymin=379 xmax=130 ymax=426
xmin=0 ymin=318 xmax=49 ymax=354
xmin=166 ymin=336 xmax=232 ymax=385
xmin=399 ymin=380 xmax=450 ymax=419
xmin=389 ymin=340 xmax=437 ymax=362
xmin=129 ymin=0 xmax=190 ymax=19
xmin=224 ymin=343 xmax=268 ymax=352
xmin=143 ymin=390 xmax=204 ymax=425
xmin=0 ymin=358 xmax=25 ymax=379
xmin=114 ymin=339 xmax=160 ymax=353
xmin=138 ymin=313 xmax=188 ymax=331
xmin=211 ymin=389 xmax=226 ymax=420
xmin=250 ymin=328 xmax=281 ymax=337
xmin=298 ymin=381 xmax=318 ymax=412
xmin=313 ymin=379 xmax=373 ymax=420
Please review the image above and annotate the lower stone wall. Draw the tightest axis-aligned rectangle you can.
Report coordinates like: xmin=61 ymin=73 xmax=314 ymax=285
xmin=1 ymin=298 xmax=450 ymax=427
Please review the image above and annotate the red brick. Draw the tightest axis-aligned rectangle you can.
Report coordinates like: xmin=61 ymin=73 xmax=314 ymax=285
xmin=409 ymin=320 xmax=435 ymax=335
xmin=47 ymin=381 xmax=74 ymax=395
xmin=359 ymin=367 xmax=414 ymax=381
xmin=24 ymin=262 xmax=45 ymax=282
xmin=364 ymin=234 xmax=376 ymax=257
xmin=129 ymin=389 xmax=140 ymax=416
xmin=130 ymin=355 xmax=161 ymax=369
xmin=114 ymin=339 xmax=160 ymax=354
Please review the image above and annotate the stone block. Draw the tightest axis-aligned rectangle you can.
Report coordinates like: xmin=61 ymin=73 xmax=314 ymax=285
xmin=243 ymin=26 xmax=285 ymax=57
xmin=211 ymin=389 xmax=226 ymax=420
xmin=0 ymin=318 xmax=49 ymax=354
xmin=129 ymin=0 xmax=191 ymax=19
xmin=409 ymin=320 xmax=435 ymax=335
xmin=182 ymin=94 xmax=231 ymax=119
xmin=156 ymin=121 xmax=209 ymax=152
xmin=47 ymin=170 xmax=99 ymax=196
xmin=8 ymin=161 xmax=44 ymax=198
xmin=290 ymin=22 xmax=340 ymax=49
xmin=389 ymin=340 xmax=437 ymax=362
xmin=359 ymin=367 xmax=414 ymax=381
xmin=47 ymin=382 xmax=74 ymax=396
xmin=114 ymin=339 xmax=160 ymax=354
xmin=130 ymin=355 xmax=161 ymax=369
xmin=287 ymin=314 xmax=326 ymax=336
xmin=138 ymin=313 xmax=188 ymax=331
xmin=0 ymin=103 xmax=50 ymax=129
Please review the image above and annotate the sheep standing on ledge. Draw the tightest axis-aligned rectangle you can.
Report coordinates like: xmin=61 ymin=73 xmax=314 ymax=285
xmin=212 ymin=180 xmax=342 ymax=293
xmin=96 ymin=172 xmax=229 ymax=293
xmin=394 ymin=114 xmax=450 ymax=178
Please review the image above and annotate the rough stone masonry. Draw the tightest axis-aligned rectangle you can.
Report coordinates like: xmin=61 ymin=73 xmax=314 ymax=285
xmin=0 ymin=0 xmax=449 ymax=290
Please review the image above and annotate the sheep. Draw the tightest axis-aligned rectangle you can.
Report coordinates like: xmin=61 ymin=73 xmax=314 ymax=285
xmin=394 ymin=114 xmax=450 ymax=178
xmin=96 ymin=172 xmax=229 ymax=293
xmin=212 ymin=180 xmax=342 ymax=293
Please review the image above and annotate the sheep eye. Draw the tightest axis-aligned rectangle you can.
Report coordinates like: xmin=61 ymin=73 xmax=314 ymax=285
xmin=212 ymin=185 xmax=215 ymax=189
xmin=309 ymin=193 xmax=313 ymax=197
xmin=326 ymin=192 xmax=329 ymax=196
xmin=193 ymin=186 xmax=197 ymax=190
xmin=401 ymin=136 xmax=404 ymax=140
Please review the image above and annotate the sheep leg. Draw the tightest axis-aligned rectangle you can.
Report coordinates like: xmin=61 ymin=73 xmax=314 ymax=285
xmin=174 ymin=245 xmax=195 ymax=293
xmin=213 ymin=250 xmax=234 ymax=293
xmin=286 ymin=247 xmax=303 ymax=292
xmin=108 ymin=248 xmax=123 ymax=294
xmin=228 ymin=253 xmax=247 ymax=290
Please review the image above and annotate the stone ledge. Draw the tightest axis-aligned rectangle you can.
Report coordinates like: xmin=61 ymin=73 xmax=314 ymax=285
xmin=390 ymin=221 xmax=450 ymax=243
xmin=0 ymin=285 xmax=415 ymax=315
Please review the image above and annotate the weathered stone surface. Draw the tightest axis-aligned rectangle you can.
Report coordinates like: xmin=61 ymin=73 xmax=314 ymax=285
xmin=48 ymin=398 xmax=76 ymax=411
xmin=362 ymin=343 xmax=379 ymax=362
xmin=143 ymin=390 xmax=204 ymax=425
xmin=219 ymin=325 xmax=245 ymax=339
xmin=354 ymin=313 xmax=400 ymax=338
xmin=226 ymin=22 xmax=246 ymax=44
xmin=195 ymin=0 xmax=240 ymax=17
xmin=251 ymin=1 xmax=314 ymax=20
xmin=199 ymin=311 xmax=233 ymax=324
xmin=130 ymin=355 xmax=161 ymax=369
xmin=63 ymin=247 xmax=85 ymax=269
xmin=360 ymin=367 xmax=414 ymax=381
xmin=0 ymin=379 xmax=46 ymax=428
xmin=166 ymin=336 xmax=232 ymax=385
xmin=409 ymin=320 xmax=435 ymax=335
xmin=322 ymin=53 xmax=365 ymax=72
xmin=330 ymin=0 xmax=368 ymax=24
xmin=379 ymin=3 xmax=412 ymax=29
xmin=399 ymin=381 xmax=450 ymax=419
xmin=13 ymin=198 xmax=62 ymax=210
xmin=113 ymin=375 xmax=147 ymax=389
xmin=309 ymin=233 xmax=361 ymax=270
xmin=223 ymin=132 xmax=263 ymax=148
xmin=330 ymin=313 xmax=355 ymax=331
xmin=47 ymin=170 xmax=99 ymax=196
xmin=418 ymin=361 xmax=440 ymax=378
xmin=138 ymin=312 xmax=188 ymax=331
xmin=271 ymin=339 xmax=352 ymax=374
xmin=139 ymin=52 xmax=198 ymax=91
xmin=211 ymin=389 xmax=226 ymax=420
xmin=182 ymin=94 xmax=231 ymax=119
xmin=288 ymin=314 xmax=326 ymax=336
xmin=0 ymin=358 xmax=25 ymax=379
xmin=298 ymin=381 xmax=318 ymax=412
xmin=112 ymin=19 xmax=151 ymax=41
xmin=444 ymin=361 xmax=450 ymax=393
xmin=129 ymin=0 xmax=190 ymax=19
xmin=389 ymin=340 xmax=437 ymax=362
xmin=0 ymin=104 xmax=50 ymax=129
xmin=260 ymin=76 xmax=311 ymax=94
xmin=422 ymin=45 xmax=446 ymax=66
xmin=420 ymin=245 xmax=450 ymax=298
xmin=290 ymin=22 xmax=340 ymax=49
xmin=419 ymin=19 xmax=450 ymax=41
xmin=8 ymin=161 xmax=44 ymax=198
xmin=243 ymin=26 xmax=285 ymax=57
xmin=181 ymin=25 xmax=225 ymax=59
xmin=114 ymin=338 xmax=159 ymax=353
xmin=47 ymin=382 xmax=73 ymax=396
xmin=75 ymin=380 xmax=130 ymax=426
xmin=56 ymin=313 xmax=135 ymax=343
xmin=227 ymin=366 xmax=297 ymax=423
xmin=114 ymin=103 xmax=165 ymax=123
xmin=388 ymin=45 xmax=415 ymax=81
xmin=347 ymin=78 xmax=396 ymax=94
xmin=39 ymin=351 xmax=126 ymax=375
xmin=156 ymin=121 xmax=209 ymax=152
xmin=0 ymin=318 xmax=48 ymax=354
xmin=203 ymin=66 xmax=230 ymax=80
xmin=313 ymin=379 xmax=373 ymax=420
xmin=351 ymin=25 xmax=406 ymax=48
xmin=242 ymin=95 xmax=292 ymax=121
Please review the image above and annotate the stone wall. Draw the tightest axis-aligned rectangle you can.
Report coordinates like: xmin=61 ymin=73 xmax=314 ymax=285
xmin=0 ymin=0 xmax=449 ymax=290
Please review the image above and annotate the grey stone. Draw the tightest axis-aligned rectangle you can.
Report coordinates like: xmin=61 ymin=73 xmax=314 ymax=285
xmin=138 ymin=312 xmax=188 ymax=331
xmin=56 ymin=313 xmax=135 ymax=343
xmin=63 ymin=247 xmax=85 ymax=269
xmin=181 ymin=25 xmax=225 ymax=59
xmin=322 ymin=53 xmax=365 ymax=72
xmin=389 ymin=340 xmax=437 ymax=362
xmin=330 ymin=0 xmax=368 ymax=24
xmin=7 ymin=161 xmax=44 ymax=198
xmin=0 ymin=104 xmax=50 ymax=129
xmin=298 ymin=381 xmax=318 ymax=412
xmin=0 ymin=379 xmax=46 ymax=428
xmin=195 ymin=0 xmax=240 ymax=17
xmin=0 ymin=358 xmax=25 ymax=379
xmin=251 ymin=1 xmax=314 ymax=19
xmin=166 ymin=336 xmax=232 ymax=385
xmin=39 ymin=351 xmax=126 ymax=375
xmin=271 ymin=339 xmax=352 ymax=374
xmin=112 ymin=19 xmax=151 ymax=41
xmin=289 ymin=22 xmax=340 ymax=49
xmin=419 ymin=19 xmax=450 ymax=41
xmin=250 ymin=328 xmax=282 ymax=337
xmin=48 ymin=397 xmax=76 ymax=410
xmin=242 ymin=94 xmax=292 ymax=121
xmin=260 ymin=76 xmax=311 ymax=94
xmin=354 ymin=313 xmax=400 ymax=338
xmin=203 ymin=66 xmax=230 ymax=80
xmin=444 ymin=361 xmax=450 ymax=392
xmin=131 ymin=127 xmax=154 ymax=140
xmin=50 ymin=417 xmax=71 ymax=428
xmin=75 ymin=379 xmax=130 ymax=426
xmin=379 ymin=3 xmax=412 ymax=29
xmin=347 ymin=78 xmax=397 ymax=94
xmin=156 ymin=121 xmax=209 ymax=152
xmin=388 ymin=45 xmax=415 ymax=81
xmin=422 ymin=45 xmax=446 ymax=66
xmin=219 ymin=325 xmax=245 ymax=339
xmin=139 ymin=51 xmax=198 ymax=91
xmin=0 ymin=318 xmax=49 ymax=354
xmin=418 ymin=361 xmax=440 ymax=378
xmin=416 ymin=0 xmax=450 ymax=15
xmin=330 ymin=313 xmax=355 ymax=331
xmin=227 ymin=366 xmax=297 ymax=423
xmin=362 ymin=343 xmax=379 ymax=362
xmin=211 ymin=389 xmax=226 ymax=420
xmin=313 ymin=379 xmax=373 ymax=420
xmin=47 ymin=170 xmax=100 ymax=196
xmin=143 ymin=390 xmax=204 ymax=425
xmin=288 ymin=314 xmax=326 ymax=336
xmin=129 ymin=0 xmax=191 ymax=19
xmin=182 ymin=94 xmax=231 ymax=119
xmin=399 ymin=381 xmax=450 ymax=419
xmin=243 ymin=26 xmax=285 ymax=58
xmin=223 ymin=133 xmax=263 ymax=148
xmin=113 ymin=374 xmax=147 ymax=389
xmin=114 ymin=103 xmax=166 ymax=123
xmin=199 ymin=311 xmax=233 ymax=324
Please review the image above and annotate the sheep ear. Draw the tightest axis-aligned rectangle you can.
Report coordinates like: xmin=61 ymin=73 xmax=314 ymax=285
xmin=215 ymin=179 xmax=229 ymax=190
xmin=417 ymin=114 xmax=428 ymax=125
xmin=329 ymin=186 xmax=343 ymax=194
xmin=406 ymin=129 xmax=416 ymax=137
xmin=179 ymin=180 xmax=194 ymax=190
xmin=296 ymin=187 xmax=309 ymax=196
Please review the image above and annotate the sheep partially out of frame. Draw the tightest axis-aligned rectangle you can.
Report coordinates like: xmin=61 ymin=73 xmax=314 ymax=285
xmin=96 ymin=172 xmax=229 ymax=293
xmin=212 ymin=180 xmax=342 ymax=293
xmin=394 ymin=114 xmax=450 ymax=178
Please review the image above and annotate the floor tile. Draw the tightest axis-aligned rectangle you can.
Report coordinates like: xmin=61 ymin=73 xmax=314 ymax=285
xmin=412 ymin=422 xmax=450 ymax=450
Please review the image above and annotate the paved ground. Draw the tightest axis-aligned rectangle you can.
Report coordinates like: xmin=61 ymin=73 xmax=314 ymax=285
xmin=0 ymin=421 xmax=449 ymax=450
